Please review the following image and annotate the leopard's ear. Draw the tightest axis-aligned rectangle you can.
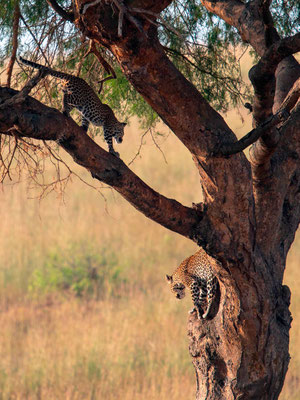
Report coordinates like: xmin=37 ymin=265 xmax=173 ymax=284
xmin=166 ymin=274 xmax=173 ymax=283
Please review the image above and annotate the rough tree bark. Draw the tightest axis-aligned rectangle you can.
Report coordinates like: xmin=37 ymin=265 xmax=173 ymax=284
xmin=0 ymin=1 xmax=300 ymax=399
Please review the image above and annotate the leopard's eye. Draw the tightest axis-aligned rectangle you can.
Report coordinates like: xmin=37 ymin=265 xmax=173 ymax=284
xmin=174 ymin=283 xmax=185 ymax=290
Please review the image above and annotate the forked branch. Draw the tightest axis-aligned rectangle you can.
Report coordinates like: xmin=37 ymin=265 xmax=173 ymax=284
xmin=0 ymin=87 xmax=205 ymax=242
xmin=249 ymin=32 xmax=300 ymax=126
xmin=213 ymin=110 xmax=288 ymax=157
xmin=249 ymin=79 xmax=300 ymax=178
xmin=75 ymin=40 xmax=116 ymax=93
xmin=0 ymin=69 xmax=47 ymax=110
xmin=214 ymin=78 xmax=300 ymax=157
xmin=79 ymin=0 xmax=143 ymax=37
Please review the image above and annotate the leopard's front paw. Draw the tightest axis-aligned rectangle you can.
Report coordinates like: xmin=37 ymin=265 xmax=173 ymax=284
xmin=109 ymin=150 xmax=120 ymax=158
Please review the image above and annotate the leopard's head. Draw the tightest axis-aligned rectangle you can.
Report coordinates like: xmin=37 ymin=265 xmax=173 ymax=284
xmin=114 ymin=122 xmax=126 ymax=144
xmin=166 ymin=275 xmax=186 ymax=299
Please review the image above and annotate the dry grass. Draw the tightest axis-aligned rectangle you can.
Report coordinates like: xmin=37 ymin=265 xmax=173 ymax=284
xmin=0 ymin=108 xmax=299 ymax=399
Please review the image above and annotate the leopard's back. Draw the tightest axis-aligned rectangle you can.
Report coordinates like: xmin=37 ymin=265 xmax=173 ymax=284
xmin=62 ymin=77 xmax=115 ymax=122
xmin=167 ymin=248 xmax=218 ymax=319
xmin=172 ymin=249 xmax=215 ymax=287
xmin=19 ymin=57 xmax=126 ymax=157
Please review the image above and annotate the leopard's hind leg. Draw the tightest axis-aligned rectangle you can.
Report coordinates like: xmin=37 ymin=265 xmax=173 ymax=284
xmin=202 ymin=277 xmax=217 ymax=319
xmin=62 ymin=93 xmax=73 ymax=117
xmin=190 ymin=280 xmax=206 ymax=319
xmin=81 ymin=115 xmax=90 ymax=132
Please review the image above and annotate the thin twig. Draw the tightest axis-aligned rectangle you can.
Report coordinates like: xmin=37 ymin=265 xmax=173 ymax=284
xmin=89 ymin=41 xmax=117 ymax=93
xmin=128 ymin=128 xmax=150 ymax=166
xmin=20 ymin=14 xmax=51 ymax=67
xmin=1 ymin=137 xmax=18 ymax=182
xmin=131 ymin=7 xmax=185 ymax=40
xmin=6 ymin=2 xmax=20 ymax=88
xmin=111 ymin=0 xmax=144 ymax=37
xmin=43 ymin=141 xmax=109 ymax=207
xmin=150 ymin=128 xmax=168 ymax=164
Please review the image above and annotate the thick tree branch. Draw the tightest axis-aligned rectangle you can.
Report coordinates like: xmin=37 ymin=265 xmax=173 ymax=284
xmin=126 ymin=0 xmax=172 ymax=14
xmin=201 ymin=0 xmax=300 ymax=110
xmin=249 ymin=32 xmax=300 ymax=126
xmin=248 ymin=86 xmax=300 ymax=255
xmin=249 ymin=102 xmax=300 ymax=259
xmin=248 ymin=77 xmax=300 ymax=180
xmin=1 ymin=70 xmax=47 ymax=110
xmin=217 ymin=76 xmax=300 ymax=158
xmin=198 ymin=0 xmax=300 ymax=256
xmin=46 ymin=0 xmax=74 ymax=22
xmin=200 ymin=0 xmax=245 ymax=31
xmin=0 ymin=86 xmax=204 ymax=241
xmin=200 ymin=0 xmax=277 ymax=54
xmin=76 ymin=0 xmax=255 ymax=258
xmin=214 ymin=109 xmax=289 ymax=157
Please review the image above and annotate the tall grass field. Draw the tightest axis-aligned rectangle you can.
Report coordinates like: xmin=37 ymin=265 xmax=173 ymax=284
xmin=0 ymin=114 xmax=299 ymax=399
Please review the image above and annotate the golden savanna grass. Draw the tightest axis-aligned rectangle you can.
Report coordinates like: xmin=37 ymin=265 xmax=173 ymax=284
xmin=0 ymin=52 xmax=299 ymax=398
xmin=0 ymin=120 xmax=299 ymax=400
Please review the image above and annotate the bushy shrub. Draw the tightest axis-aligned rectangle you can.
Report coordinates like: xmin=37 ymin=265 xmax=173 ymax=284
xmin=28 ymin=242 xmax=125 ymax=299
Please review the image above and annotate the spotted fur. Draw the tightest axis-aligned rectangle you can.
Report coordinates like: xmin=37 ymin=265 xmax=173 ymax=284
xmin=19 ymin=56 xmax=126 ymax=157
xmin=166 ymin=248 xmax=218 ymax=319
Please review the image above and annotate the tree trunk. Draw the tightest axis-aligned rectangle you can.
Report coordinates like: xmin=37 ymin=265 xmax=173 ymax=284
xmin=1 ymin=0 xmax=299 ymax=398
xmin=188 ymin=253 xmax=292 ymax=399
xmin=74 ymin=3 xmax=300 ymax=396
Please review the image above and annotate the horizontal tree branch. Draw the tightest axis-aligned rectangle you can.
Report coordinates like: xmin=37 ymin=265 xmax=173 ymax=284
xmin=215 ymin=77 xmax=300 ymax=157
xmin=249 ymin=79 xmax=300 ymax=173
xmin=213 ymin=109 xmax=289 ymax=157
xmin=0 ymin=86 xmax=204 ymax=241
xmin=0 ymin=70 xmax=47 ymax=110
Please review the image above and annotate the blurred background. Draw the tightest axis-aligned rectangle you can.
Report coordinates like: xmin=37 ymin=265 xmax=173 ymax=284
xmin=0 ymin=104 xmax=298 ymax=399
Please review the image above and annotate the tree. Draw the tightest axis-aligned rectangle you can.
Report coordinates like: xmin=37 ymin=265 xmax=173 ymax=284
xmin=0 ymin=0 xmax=299 ymax=398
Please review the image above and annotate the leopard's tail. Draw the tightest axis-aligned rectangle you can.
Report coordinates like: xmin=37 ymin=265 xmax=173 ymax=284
xmin=19 ymin=56 xmax=50 ymax=72
xmin=19 ymin=56 xmax=72 ymax=80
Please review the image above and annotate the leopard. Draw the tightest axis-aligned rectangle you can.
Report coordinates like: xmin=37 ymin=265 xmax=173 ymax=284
xmin=166 ymin=248 xmax=218 ymax=319
xmin=19 ymin=56 xmax=126 ymax=157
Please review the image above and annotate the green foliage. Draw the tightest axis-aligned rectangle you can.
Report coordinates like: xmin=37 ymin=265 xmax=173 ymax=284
xmin=1 ymin=0 xmax=298 ymax=126
xmin=271 ymin=0 xmax=300 ymax=36
xmin=28 ymin=243 xmax=125 ymax=298
xmin=159 ymin=2 xmax=251 ymax=111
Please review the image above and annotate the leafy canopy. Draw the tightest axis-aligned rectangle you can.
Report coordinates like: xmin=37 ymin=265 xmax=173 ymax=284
xmin=0 ymin=0 xmax=299 ymax=129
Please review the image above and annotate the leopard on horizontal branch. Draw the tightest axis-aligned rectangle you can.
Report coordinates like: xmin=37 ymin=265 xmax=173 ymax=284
xmin=19 ymin=56 xmax=126 ymax=158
